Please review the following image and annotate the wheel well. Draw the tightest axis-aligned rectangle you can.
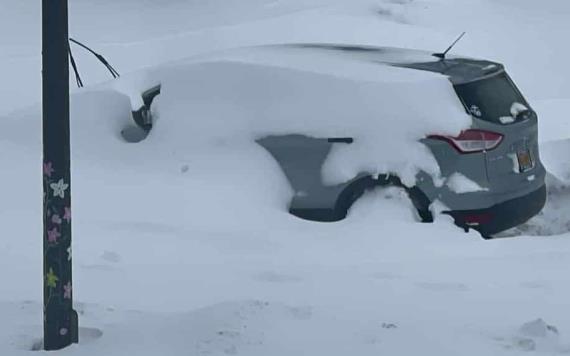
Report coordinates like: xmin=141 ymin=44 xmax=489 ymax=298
xmin=335 ymin=174 xmax=433 ymax=222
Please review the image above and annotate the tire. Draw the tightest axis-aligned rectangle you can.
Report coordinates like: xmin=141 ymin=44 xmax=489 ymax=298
xmin=404 ymin=186 xmax=434 ymax=223
xmin=334 ymin=176 xmax=378 ymax=220
xmin=334 ymin=175 xmax=433 ymax=222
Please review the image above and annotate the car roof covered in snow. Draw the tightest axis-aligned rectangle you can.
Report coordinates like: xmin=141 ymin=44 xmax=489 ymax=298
xmin=208 ymin=43 xmax=504 ymax=86
xmin=285 ymin=44 xmax=505 ymax=85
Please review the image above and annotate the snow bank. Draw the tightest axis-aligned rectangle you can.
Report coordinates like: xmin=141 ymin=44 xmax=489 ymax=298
xmin=149 ymin=54 xmax=469 ymax=186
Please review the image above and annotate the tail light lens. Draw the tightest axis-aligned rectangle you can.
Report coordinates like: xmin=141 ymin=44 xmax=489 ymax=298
xmin=463 ymin=213 xmax=493 ymax=226
xmin=428 ymin=129 xmax=503 ymax=154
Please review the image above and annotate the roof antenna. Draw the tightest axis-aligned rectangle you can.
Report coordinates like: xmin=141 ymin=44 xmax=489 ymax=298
xmin=433 ymin=32 xmax=466 ymax=60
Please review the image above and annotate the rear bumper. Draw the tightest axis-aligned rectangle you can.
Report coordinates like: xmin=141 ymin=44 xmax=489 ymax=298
xmin=447 ymin=184 xmax=546 ymax=237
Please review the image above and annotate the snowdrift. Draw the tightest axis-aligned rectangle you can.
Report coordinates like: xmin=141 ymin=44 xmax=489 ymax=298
xmin=141 ymin=50 xmax=470 ymax=186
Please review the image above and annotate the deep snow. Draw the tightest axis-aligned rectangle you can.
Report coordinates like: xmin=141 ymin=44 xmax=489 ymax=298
xmin=144 ymin=55 xmax=468 ymax=186
xmin=2 ymin=0 xmax=570 ymax=355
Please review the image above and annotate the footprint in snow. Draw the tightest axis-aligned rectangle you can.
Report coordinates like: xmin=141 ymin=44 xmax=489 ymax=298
xmin=253 ymin=271 xmax=302 ymax=284
xmin=520 ymin=280 xmax=551 ymax=290
xmin=495 ymin=318 xmax=569 ymax=353
xmin=101 ymin=250 xmax=121 ymax=263
xmin=371 ymin=272 xmax=401 ymax=280
xmin=415 ymin=282 xmax=469 ymax=292
xmin=287 ymin=306 xmax=313 ymax=320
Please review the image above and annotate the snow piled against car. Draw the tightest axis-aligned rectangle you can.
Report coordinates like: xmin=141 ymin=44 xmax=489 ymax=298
xmin=118 ymin=48 xmax=470 ymax=187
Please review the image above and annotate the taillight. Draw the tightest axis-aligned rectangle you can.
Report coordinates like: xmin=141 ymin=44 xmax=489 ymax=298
xmin=463 ymin=213 xmax=493 ymax=226
xmin=428 ymin=129 xmax=503 ymax=154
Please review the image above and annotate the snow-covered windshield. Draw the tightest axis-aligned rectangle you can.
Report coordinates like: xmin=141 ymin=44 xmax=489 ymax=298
xmin=454 ymin=72 xmax=531 ymax=124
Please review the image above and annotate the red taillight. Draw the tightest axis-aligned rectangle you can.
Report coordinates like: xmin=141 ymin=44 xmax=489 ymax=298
xmin=428 ymin=129 xmax=504 ymax=154
xmin=463 ymin=213 xmax=493 ymax=226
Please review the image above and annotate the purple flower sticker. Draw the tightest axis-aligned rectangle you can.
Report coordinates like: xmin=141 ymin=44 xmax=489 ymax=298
xmin=63 ymin=282 xmax=72 ymax=299
xmin=47 ymin=228 xmax=60 ymax=243
xmin=59 ymin=328 xmax=68 ymax=336
xmin=51 ymin=214 xmax=62 ymax=225
xmin=43 ymin=162 xmax=54 ymax=177
xmin=63 ymin=207 xmax=71 ymax=223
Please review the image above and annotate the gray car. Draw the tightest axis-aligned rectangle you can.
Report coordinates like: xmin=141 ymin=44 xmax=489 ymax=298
xmin=129 ymin=44 xmax=546 ymax=238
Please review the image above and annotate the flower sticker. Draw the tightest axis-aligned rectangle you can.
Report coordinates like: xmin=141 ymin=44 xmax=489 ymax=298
xmin=51 ymin=214 xmax=62 ymax=225
xmin=63 ymin=282 xmax=72 ymax=299
xmin=43 ymin=162 xmax=54 ymax=177
xmin=50 ymin=179 xmax=69 ymax=199
xmin=63 ymin=207 xmax=71 ymax=223
xmin=47 ymin=228 xmax=60 ymax=243
xmin=59 ymin=328 xmax=68 ymax=336
xmin=46 ymin=268 xmax=59 ymax=288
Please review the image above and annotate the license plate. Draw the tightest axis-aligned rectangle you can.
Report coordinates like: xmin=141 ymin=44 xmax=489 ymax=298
xmin=517 ymin=150 xmax=534 ymax=172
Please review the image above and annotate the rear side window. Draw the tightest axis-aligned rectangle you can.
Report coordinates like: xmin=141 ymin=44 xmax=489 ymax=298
xmin=454 ymin=73 xmax=530 ymax=124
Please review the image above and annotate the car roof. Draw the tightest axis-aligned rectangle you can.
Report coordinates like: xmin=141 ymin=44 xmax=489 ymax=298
xmin=281 ymin=44 xmax=505 ymax=85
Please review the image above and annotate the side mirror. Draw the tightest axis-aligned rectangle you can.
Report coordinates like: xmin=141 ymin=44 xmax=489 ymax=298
xmin=131 ymin=84 xmax=161 ymax=131
xmin=121 ymin=84 xmax=161 ymax=143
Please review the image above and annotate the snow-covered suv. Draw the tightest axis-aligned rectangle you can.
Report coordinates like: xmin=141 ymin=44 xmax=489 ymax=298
xmin=128 ymin=44 xmax=546 ymax=238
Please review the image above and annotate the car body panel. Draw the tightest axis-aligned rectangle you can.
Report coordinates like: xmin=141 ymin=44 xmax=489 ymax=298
xmin=257 ymin=135 xmax=346 ymax=210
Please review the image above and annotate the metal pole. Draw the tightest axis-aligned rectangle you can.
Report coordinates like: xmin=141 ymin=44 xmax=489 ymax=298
xmin=42 ymin=0 xmax=79 ymax=350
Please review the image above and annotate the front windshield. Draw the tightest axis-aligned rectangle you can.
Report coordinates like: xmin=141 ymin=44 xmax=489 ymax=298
xmin=454 ymin=72 xmax=531 ymax=124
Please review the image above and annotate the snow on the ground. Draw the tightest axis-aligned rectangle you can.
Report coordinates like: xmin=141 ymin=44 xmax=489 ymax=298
xmin=2 ymin=0 xmax=570 ymax=355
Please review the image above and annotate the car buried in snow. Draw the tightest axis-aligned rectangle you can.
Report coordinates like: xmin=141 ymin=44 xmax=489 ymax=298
xmin=124 ymin=44 xmax=546 ymax=238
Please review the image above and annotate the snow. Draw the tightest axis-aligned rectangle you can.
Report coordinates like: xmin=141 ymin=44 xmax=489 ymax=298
xmin=535 ymin=99 xmax=570 ymax=143
xmin=511 ymin=102 xmax=529 ymax=118
xmin=508 ymin=153 xmax=520 ymax=174
xmin=514 ymin=318 xmax=563 ymax=353
xmin=142 ymin=55 xmax=468 ymax=186
xmin=2 ymin=0 xmax=570 ymax=355
xmin=446 ymin=172 xmax=488 ymax=194
xmin=499 ymin=116 xmax=515 ymax=125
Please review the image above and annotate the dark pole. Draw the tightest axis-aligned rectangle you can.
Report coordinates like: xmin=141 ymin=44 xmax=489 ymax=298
xmin=42 ymin=0 xmax=79 ymax=350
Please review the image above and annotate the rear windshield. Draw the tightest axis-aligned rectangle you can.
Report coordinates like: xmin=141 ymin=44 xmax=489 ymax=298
xmin=454 ymin=73 xmax=530 ymax=124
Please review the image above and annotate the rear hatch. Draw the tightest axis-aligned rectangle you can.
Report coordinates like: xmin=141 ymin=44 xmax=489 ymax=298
xmin=454 ymin=72 xmax=545 ymax=195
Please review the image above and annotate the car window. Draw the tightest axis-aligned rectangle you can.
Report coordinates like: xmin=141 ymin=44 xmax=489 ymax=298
xmin=454 ymin=73 xmax=531 ymax=124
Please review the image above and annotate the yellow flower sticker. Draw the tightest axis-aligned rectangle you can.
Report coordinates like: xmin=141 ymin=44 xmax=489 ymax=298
xmin=46 ymin=268 xmax=59 ymax=288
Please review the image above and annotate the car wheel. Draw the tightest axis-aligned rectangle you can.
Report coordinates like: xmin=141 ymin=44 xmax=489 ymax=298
xmin=404 ymin=186 xmax=433 ymax=223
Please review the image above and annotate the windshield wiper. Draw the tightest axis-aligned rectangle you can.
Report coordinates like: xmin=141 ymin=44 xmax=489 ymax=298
xmin=68 ymin=38 xmax=120 ymax=88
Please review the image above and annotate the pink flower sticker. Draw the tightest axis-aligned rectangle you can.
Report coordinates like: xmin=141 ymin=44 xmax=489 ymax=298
xmin=63 ymin=282 xmax=72 ymax=299
xmin=51 ymin=214 xmax=62 ymax=224
xmin=47 ymin=228 xmax=60 ymax=243
xmin=63 ymin=207 xmax=71 ymax=223
xmin=43 ymin=162 xmax=54 ymax=177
